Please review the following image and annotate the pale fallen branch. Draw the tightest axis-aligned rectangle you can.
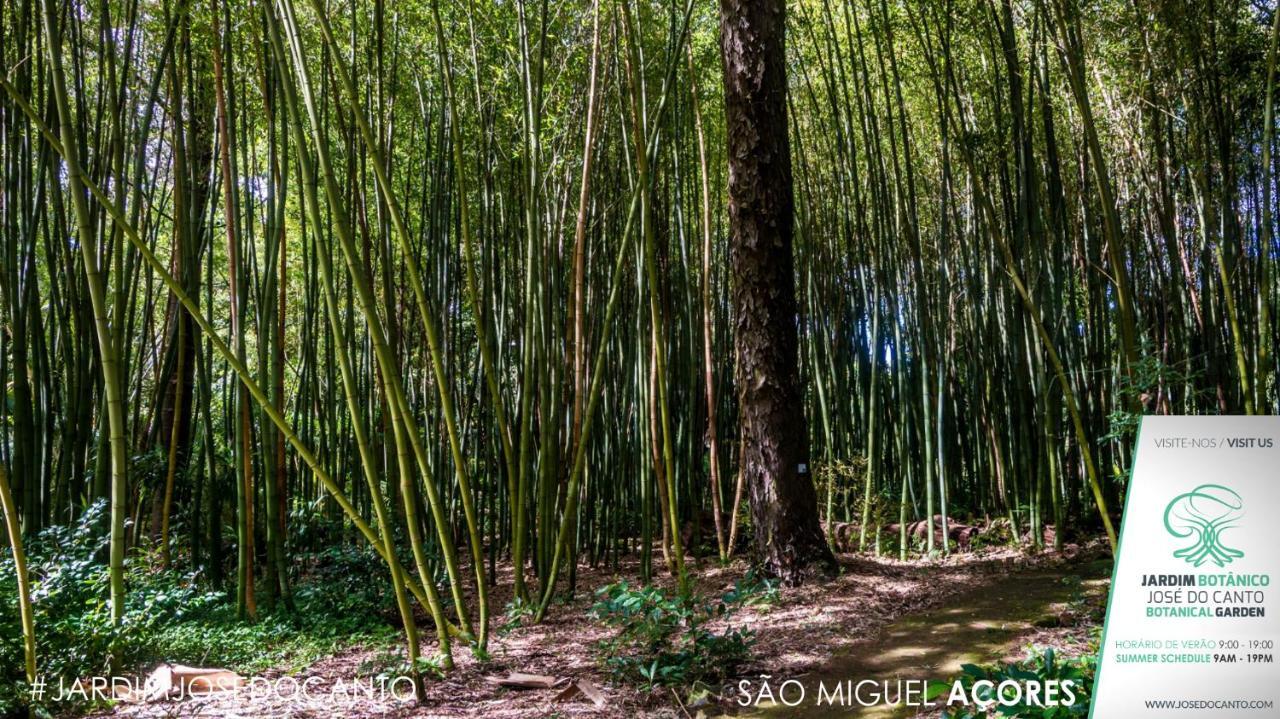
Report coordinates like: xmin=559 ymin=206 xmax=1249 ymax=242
xmin=485 ymin=672 xmax=559 ymax=689
xmin=137 ymin=664 xmax=243 ymax=702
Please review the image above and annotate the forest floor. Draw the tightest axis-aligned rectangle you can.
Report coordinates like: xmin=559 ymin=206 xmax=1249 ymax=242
xmin=89 ymin=542 xmax=1110 ymax=719
xmin=744 ymin=555 xmax=1111 ymax=718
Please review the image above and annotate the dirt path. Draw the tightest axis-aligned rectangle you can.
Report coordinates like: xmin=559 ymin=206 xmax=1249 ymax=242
xmin=84 ymin=550 xmax=1108 ymax=718
xmin=743 ymin=558 xmax=1111 ymax=718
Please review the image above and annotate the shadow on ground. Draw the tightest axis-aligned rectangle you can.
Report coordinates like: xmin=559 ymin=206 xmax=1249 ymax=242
xmin=742 ymin=558 xmax=1111 ymax=718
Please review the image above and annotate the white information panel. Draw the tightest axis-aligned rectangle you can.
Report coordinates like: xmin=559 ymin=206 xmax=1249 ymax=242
xmin=1091 ymin=416 xmax=1280 ymax=717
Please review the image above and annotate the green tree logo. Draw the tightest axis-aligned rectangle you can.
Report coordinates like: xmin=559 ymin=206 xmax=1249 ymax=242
xmin=1163 ymin=484 xmax=1245 ymax=567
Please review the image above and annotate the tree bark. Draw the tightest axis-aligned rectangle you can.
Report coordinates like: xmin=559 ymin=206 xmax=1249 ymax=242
xmin=719 ymin=0 xmax=836 ymax=584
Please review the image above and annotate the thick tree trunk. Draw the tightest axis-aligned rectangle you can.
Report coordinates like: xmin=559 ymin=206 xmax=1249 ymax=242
xmin=719 ymin=0 xmax=836 ymax=584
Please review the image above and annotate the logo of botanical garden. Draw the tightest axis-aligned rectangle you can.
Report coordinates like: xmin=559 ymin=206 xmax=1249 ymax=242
xmin=1163 ymin=484 xmax=1244 ymax=568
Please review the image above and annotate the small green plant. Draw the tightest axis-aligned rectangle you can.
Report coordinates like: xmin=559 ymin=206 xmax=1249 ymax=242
xmin=1101 ymin=343 xmax=1207 ymax=465
xmin=721 ymin=568 xmax=779 ymax=608
xmin=499 ymin=596 xmax=537 ymax=635
xmin=590 ymin=580 xmax=754 ymax=689
xmin=357 ymin=649 xmax=447 ymax=683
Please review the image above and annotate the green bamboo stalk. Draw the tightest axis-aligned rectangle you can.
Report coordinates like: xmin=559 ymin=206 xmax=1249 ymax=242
xmin=37 ymin=0 xmax=129 ymax=630
xmin=0 ymin=462 xmax=36 ymax=698
xmin=0 ymin=74 xmax=458 ymax=635
xmin=272 ymin=0 xmax=474 ymax=639
xmin=299 ymin=0 xmax=491 ymax=647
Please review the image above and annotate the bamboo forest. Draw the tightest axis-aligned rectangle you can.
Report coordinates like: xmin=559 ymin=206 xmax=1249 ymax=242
xmin=0 ymin=0 xmax=1276 ymax=716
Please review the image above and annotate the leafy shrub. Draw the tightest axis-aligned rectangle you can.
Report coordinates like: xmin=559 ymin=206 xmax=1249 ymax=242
xmin=287 ymin=506 xmax=350 ymax=555
xmin=876 ymin=523 xmax=904 ymax=554
xmin=0 ymin=501 xmax=222 ymax=714
xmin=721 ymin=568 xmax=779 ymax=608
xmin=356 ymin=649 xmax=447 ymax=683
xmin=291 ymin=543 xmax=399 ymax=632
xmin=499 ymin=596 xmax=537 ymax=635
xmin=1101 ymin=343 xmax=1206 ymax=457
xmin=148 ymin=543 xmax=398 ymax=674
xmin=943 ymin=645 xmax=1096 ymax=718
xmin=147 ymin=602 xmax=396 ymax=676
xmin=590 ymin=579 xmax=760 ymax=689
xmin=0 ymin=503 xmax=401 ymax=715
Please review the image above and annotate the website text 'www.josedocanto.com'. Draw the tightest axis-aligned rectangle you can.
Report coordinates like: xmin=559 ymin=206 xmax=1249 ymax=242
xmin=1142 ymin=697 xmax=1275 ymax=711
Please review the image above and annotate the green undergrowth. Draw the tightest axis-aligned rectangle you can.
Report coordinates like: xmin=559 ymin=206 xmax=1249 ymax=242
xmin=942 ymin=640 xmax=1099 ymax=718
xmin=0 ymin=502 xmax=400 ymax=715
xmin=589 ymin=569 xmax=778 ymax=693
